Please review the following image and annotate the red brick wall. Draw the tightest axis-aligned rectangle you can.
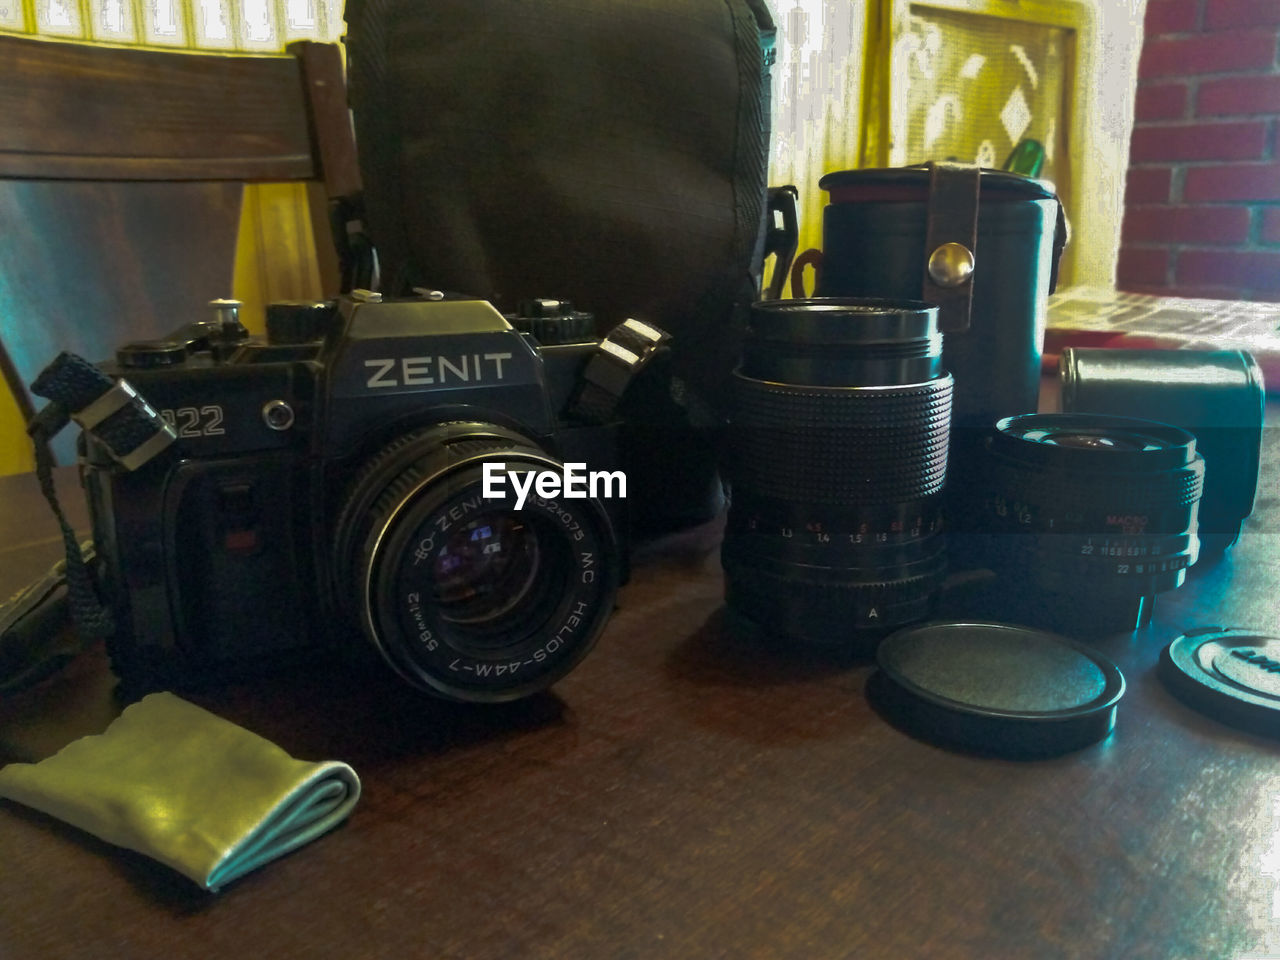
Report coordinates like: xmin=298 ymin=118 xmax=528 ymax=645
xmin=1118 ymin=0 xmax=1280 ymax=301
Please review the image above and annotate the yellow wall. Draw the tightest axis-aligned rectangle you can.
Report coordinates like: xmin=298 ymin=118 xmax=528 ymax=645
xmin=0 ymin=380 xmax=30 ymax=475
xmin=231 ymin=182 xmax=325 ymax=338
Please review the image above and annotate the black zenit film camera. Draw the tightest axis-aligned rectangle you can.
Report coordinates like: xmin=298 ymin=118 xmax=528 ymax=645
xmin=75 ymin=293 xmax=665 ymax=702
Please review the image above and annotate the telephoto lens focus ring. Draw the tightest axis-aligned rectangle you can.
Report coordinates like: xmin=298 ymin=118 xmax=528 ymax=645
xmin=731 ymin=377 xmax=953 ymax=504
xmin=723 ymin=298 xmax=953 ymax=652
xmin=733 ymin=381 xmax=954 ymax=426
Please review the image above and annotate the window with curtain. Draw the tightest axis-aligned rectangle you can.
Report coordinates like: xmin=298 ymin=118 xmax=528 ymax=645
xmin=766 ymin=0 xmax=870 ymax=284
xmin=1 ymin=0 xmax=342 ymax=49
xmin=765 ymin=0 xmax=1144 ymax=292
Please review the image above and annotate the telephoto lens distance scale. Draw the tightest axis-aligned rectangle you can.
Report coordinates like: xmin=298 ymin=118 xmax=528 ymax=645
xmin=722 ymin=298 xmax=953 ymax=652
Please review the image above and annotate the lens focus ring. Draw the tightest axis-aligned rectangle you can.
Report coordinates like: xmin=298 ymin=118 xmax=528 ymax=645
xmin=986 ymin=458 xmax=1204 ymax=517
xmin=732 ymin=375 xmax=953 ymax=504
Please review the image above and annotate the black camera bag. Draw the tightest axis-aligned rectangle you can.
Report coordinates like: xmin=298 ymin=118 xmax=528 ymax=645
xmin=343 ymin=0 xmax=777 ymax=531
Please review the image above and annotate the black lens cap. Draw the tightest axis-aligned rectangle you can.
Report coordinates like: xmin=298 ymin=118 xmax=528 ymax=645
xmin=870 ymin=621 xmax=1126 ymax=758
xmin=1160 ymin=627 xmax=1280 ymax=737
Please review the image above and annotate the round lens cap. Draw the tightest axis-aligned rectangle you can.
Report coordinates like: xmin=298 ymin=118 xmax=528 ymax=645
xmin=871 ymin=621 xmax=1126 ymax=757
xmin=1161 ymin=628 xmax=1280 ymax=736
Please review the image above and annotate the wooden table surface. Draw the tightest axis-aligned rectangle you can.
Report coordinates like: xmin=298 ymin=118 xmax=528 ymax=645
xmin=2 ymin=406 xmax=1279 ymax=960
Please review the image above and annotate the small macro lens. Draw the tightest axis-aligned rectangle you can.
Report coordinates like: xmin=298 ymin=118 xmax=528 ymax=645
xmin=1059 ymin=347 xmax=1264 ymax=553
xmin=722 ymin=298 xmax=953 ymax=651
xmin=979 ymin=413 xmax=1205 ymax=633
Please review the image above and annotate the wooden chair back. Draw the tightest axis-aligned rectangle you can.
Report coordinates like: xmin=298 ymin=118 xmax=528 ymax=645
xmin=0 ymin=35 xmax=360 ymax=466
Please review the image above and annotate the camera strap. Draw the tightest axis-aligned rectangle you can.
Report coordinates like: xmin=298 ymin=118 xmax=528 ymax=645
xmin=0 ymin=541 xmax=94 ymax=694
xmin=0 ymin=353 xmax=175 ymax=694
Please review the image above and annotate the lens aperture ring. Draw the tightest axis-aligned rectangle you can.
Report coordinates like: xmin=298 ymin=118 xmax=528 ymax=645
xmin=1028 ymin=531 xmax=1199 ymax=561
xmin=722 ymin=547 xmax=947 ymax=641
xmin=988 ymin=533 xmax=1195 ymax=589
xmin=723 ymin=555 xmax=946 ymax=596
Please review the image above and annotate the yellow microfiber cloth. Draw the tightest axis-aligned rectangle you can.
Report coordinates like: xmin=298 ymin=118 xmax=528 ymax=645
xmin=0 ymin=692 xmax=360 ymax=891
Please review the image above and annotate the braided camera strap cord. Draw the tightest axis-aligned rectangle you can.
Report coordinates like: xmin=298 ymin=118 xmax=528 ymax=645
xmin=0 ymin=353 xmax=174 ymax=694
xmin=0 ymin=405 xmax=109 ymax=694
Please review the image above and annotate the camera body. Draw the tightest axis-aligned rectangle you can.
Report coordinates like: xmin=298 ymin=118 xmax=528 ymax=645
xmin=83 ymin=293 xmax=632 ymax=701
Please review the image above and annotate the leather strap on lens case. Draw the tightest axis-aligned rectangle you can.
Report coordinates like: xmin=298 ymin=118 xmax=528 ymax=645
xmin=922 ymin=161 xmax=981 ymax=335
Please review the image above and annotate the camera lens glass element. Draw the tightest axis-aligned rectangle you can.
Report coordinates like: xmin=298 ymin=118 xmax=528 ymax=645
xmin=978 ymin=413 xmax=1205 ymax=633
xmin=430 ymin=513 xmax=542 ymax=626
xmin=1039 ymin=433 xmax=1135 ymax=451
xmin=721 ymin=298 xmax=953 ymax=651
xmin=334 ymin=424 xmax=618 ymax=701
xmin=408 ymin=509 xmax=573 ymax=655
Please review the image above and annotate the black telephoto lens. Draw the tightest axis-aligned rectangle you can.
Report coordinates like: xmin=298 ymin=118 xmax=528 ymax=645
xmin=722 ymin=298 xmax=953 ymax=652
xmin=979 ymin=413 xmax=1205 ymax=634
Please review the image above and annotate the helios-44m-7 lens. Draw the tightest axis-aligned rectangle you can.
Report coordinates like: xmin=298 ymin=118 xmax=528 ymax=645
xmin=722 ymin=298 xmax=953 ymax=651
